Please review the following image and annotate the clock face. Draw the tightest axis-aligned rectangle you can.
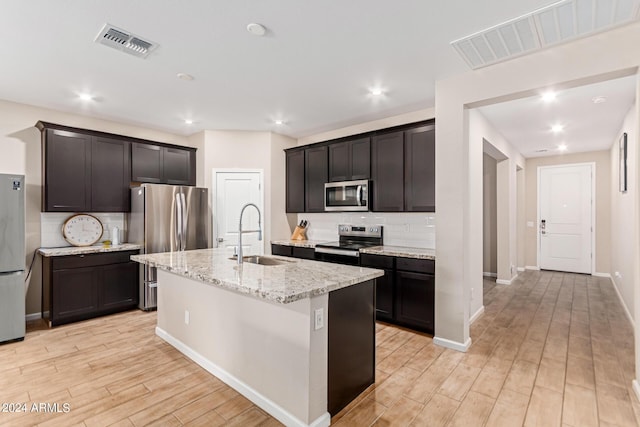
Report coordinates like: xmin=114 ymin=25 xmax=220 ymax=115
xmin=62 ymin=214 xmax=104 ymax=247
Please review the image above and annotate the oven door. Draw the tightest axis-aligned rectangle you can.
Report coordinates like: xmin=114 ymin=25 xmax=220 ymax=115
xmin=315 ymin=247 xmax=360 ymax=266
xmin=324 ymin=180 xmax=369 ymax=212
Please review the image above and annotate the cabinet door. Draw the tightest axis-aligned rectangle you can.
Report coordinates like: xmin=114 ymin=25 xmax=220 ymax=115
xmin=92 ymin=137 xmax=130 ymax=212
xmin=285 ymin=150 xmax=305 ymax=213
xmin=52 ymin=267 xmax=98 ymax=324
xmin=371 ymin=131 xmax=404 ymax=211
xmin=374 ymin=270 xmax=394 ymax=321
xmin=99 ymin=262 xmax=139 ymax=312
xmin=44 ymin=129 xmax=92 ymax=212
xmin=164 ymin=147 xmax=194 ymax=185
xmin=271 ymin=244 xmax=293 ymax=257
xmin=349 ymin=137 xmax=370 ymax=180
xmin=131 ymin=143 xmax=163 ymax=183
xmin=395 ymin=271 xmax=434 ymax=333
xmin=305 ymin=145 xmax=328 ymax=213
xmin=292 ymin=247 xmax=315 ymax=260
xmin=328 ymin=141 xmax=350 ymax=182
xmin=405 ymin=125 xmax=435 ymax=212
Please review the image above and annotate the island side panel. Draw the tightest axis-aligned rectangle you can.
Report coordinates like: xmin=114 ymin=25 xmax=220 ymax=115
xmin=328 ymin=279 xmax=375 ymax=416
xmin=155 ymin=269 xmax=329 ymax=426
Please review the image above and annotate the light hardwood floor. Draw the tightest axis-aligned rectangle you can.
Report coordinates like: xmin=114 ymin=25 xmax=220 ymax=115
xmin=0 ymin=270 xmax=637 ymax=426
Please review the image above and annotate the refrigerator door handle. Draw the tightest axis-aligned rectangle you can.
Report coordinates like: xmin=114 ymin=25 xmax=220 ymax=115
xmin=180 ymin=192 xmax=187 ymax=251
xmin=175 ymin=193 xmax=183 ymax=251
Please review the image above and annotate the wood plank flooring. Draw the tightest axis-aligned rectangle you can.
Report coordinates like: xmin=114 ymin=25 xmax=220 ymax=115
xmin=0 ymin=270 xmax=637 ymax=426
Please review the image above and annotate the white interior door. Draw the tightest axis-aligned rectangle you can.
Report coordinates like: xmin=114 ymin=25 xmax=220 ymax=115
xmin=538 ymin=164 xmax=593 ymax=274
xmin=214 ymin=171 xmax=263 ymax=257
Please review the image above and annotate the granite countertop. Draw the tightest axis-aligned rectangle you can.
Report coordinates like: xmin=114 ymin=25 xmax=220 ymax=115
xmin=131 ymin=248 xmax=384 ymax=304
xmin=359 ymin=245 xmax=436 ymax=260
xmin=38 ymin=243 xmax=142 ymax=257
xmin=270 ymin=239 xmax=328 ymax=248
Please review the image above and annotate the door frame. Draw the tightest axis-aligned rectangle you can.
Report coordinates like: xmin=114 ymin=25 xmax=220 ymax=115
xmin=536 ymin=162 xmax=596 ymax=274
xmin=211 ymin=168 xmax=265 ymax=251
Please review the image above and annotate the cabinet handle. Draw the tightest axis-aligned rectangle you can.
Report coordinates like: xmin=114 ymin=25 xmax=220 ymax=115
xmin=79 ymin=255 xmax=85 ymax=258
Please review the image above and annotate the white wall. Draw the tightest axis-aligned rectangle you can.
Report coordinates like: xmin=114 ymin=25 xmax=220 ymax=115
xmin=611 ymin=105 xmax=637 ymax=323
xmin=434 ymin=22 xmax=640 ymax=351
xmin=199 ymin=130 xmax=297 ymax=253
xmin=0 ymin=98 xmax=190 ymax=316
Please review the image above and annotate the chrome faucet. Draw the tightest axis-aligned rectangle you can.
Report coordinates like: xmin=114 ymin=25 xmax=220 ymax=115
xmin=237 ymin=203 xmax=262 ymax=265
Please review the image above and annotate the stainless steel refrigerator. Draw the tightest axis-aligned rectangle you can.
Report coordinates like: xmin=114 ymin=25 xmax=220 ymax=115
xmin=128 ymin=184 xmax=211 ymax=310
xmin=0 ymin=174 xmax=25 ymax=343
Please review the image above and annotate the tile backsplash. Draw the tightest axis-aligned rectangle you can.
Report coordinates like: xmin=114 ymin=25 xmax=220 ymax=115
xmin=41 ymin=212 xmax=126 ymax=248
xmin=297 ymin=212 xmax=436 ymax=248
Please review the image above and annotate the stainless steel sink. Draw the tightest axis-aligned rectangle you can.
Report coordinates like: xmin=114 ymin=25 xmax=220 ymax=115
xmin=229 ymin=255 xmax=292 ymax=266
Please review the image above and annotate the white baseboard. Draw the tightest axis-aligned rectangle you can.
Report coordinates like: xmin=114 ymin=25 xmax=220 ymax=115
xmin=482 ymin=272 xmax=497 ymax=278
xmin=470 ymin=306 xmax=485 ymax=324
xmin=592 ymin=272 xmax=611 ymax=278
xmin=608 ymin=276 xmax=634 ymax=332
xmin=25 ymin=312 xmax=42 ymax=322
xmin=633 ymin=380 xmax=640 ymax=403
xmin=155 ymin=327 xmax=330 ymax=427
xmin=496 ymin=278 xmax=513 ymax=285
xmin=525 ymin=266 xmax=540 ymax=271
xmin=433 ymin=336 xmax=472 ymax=352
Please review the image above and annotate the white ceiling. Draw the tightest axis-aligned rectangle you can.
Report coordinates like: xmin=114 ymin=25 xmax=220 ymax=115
xmin=0 ymin=0 xmax=636 ymax=152
xmin=478 ymin=75 xmax=636 ymax=158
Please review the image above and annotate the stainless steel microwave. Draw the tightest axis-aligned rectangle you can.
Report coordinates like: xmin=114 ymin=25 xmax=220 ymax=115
xmin=324 ymin=179 xmax=369 ymax=211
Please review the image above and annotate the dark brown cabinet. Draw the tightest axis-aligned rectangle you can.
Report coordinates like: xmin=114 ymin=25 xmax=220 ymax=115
xmin=286 ymin=149 xmax=305 ymax=213
xmin=328 ymin=137 xmax=370 ymax=182
xmin=404 ymin=125 xmax=435 ymax=212
xmin=305 ymin=145 xmax=328 ymax=213
xmin=371 ymin=131 xmax=405 ymax=211
xmin=360 ymin=254 xmax=394 ymax=322
xmin=131 ymin=143 xmax=196 ymax=186
xmin=270 ymin=244 xmax=315 ymax=260
xmin=41 ymin=128 xmax=130 ymax=212
xmin=395 ymin=258 xmax=435 ymax=333
xmin=42 ymin=250 xmax=139 ymax=327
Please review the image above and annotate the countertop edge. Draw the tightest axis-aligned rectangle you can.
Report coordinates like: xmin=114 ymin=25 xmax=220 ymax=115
xmin=38 ymin=244 xmax=142 ymax=257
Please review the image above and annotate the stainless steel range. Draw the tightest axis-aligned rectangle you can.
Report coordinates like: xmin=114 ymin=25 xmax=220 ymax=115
xmin=315 ymin=225 xmax=383 ymax=265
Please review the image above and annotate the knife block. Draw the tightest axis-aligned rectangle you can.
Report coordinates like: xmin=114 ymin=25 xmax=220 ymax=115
xmin=291 ymin=226 xmax=307 ymax=241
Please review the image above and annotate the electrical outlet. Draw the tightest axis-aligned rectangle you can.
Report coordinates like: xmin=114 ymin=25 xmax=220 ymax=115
xmin=184 ymin=310 xmax=190 ymax=325
xmin=314 ymin=308 xmax=324 ymax=330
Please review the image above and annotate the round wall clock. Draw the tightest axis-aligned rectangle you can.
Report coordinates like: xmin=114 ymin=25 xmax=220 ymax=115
xmin=62 ymin=214 xmax=104 ymax=247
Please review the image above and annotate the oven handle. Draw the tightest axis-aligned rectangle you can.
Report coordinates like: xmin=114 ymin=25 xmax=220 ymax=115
xmin=315 ymin=247 xmax=360 ymax=257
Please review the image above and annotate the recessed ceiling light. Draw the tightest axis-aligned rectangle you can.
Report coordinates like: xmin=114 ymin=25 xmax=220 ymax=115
xmin=177 ymin=73 xmax=194 ymax=81
xmin=184 ymin=119 xmax=193 ymax=125
xmin=274 ymin=119 xmax=285 ymax=125
xmin=558 ymin=143 xmax=567 ymax=151
xmin=78 ymin=93 xmax=93 ymax=101
xmin=592 ymin=96 xmax=607 ymax=104
xmin=541 ymin=91 xmax=556 ymax=102
xmin=247 ymin=23 xmax=266 ymax=36
xmin=551 ymin=124 xmax=564 ymax=133
xmin=370 ymin=88 xmax=384 ymax=96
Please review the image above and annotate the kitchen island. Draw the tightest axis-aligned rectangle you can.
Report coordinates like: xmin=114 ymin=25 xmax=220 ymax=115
xmin=131 ymin=248 xmax=383 ymax=427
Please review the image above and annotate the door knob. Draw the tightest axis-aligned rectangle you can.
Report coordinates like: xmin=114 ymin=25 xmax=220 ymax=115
xmin=217 ymin=237 xmax=224 ymax=242
xmin=540 ymin=219 xmax=546 ymax=235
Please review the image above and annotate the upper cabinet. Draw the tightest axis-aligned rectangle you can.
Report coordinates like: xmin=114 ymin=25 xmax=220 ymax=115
xmin=286 ymin=149 xmax=305 ymax=213
xmin=37 ymin=122 xmax=196 ymax=213
xmin=284 ymin=120 xmax=434 ymax=213
xmin=328 ymin=137 xmax=370 ymax=182
xmin=305 ymin=145 xmax=328 ymax=213
xmin=131 ymin=143 xmax=195 ymax=185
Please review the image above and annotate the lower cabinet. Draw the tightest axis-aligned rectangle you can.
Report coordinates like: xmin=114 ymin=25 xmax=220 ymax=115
xmin=270 ymin=244 xmax=315 ymax=260
xmin=361 ymin=253 xmax=434 ymax=334
xmin=43 ymin=251 xmax=139 ymax=327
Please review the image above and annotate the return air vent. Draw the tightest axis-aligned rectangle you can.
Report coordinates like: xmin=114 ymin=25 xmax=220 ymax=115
xmin=94 ymin=24 xmax=158 ymax=59
xmin=452 ymin=0 xmax=640 ymax=69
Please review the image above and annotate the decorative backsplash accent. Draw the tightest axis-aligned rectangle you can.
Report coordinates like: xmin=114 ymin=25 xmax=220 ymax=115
xmin=40 ymin=212 xmax=126 ymax=248
xmin=297 ymin=212 xmax=436 ymax=249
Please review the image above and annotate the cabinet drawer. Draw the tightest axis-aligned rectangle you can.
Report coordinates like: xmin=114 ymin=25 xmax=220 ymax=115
xmin=271 ymin=244 xmax=292 ymax=257
xmin=396 ymin=257 xmax=434 ymax=274
xmin=52 ymin=251 xmax=138 ymax=270
xmin=360 ymin=253 xmax=394 ymax=269
xmin=292 ymin=247 xmax=315 ymax=260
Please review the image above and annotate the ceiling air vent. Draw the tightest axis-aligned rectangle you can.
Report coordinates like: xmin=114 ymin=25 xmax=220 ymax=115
xmin=451 ymin=0 xmax=640 ymax=70
xmin=94 ymin=24 xmax=158 ymax=59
